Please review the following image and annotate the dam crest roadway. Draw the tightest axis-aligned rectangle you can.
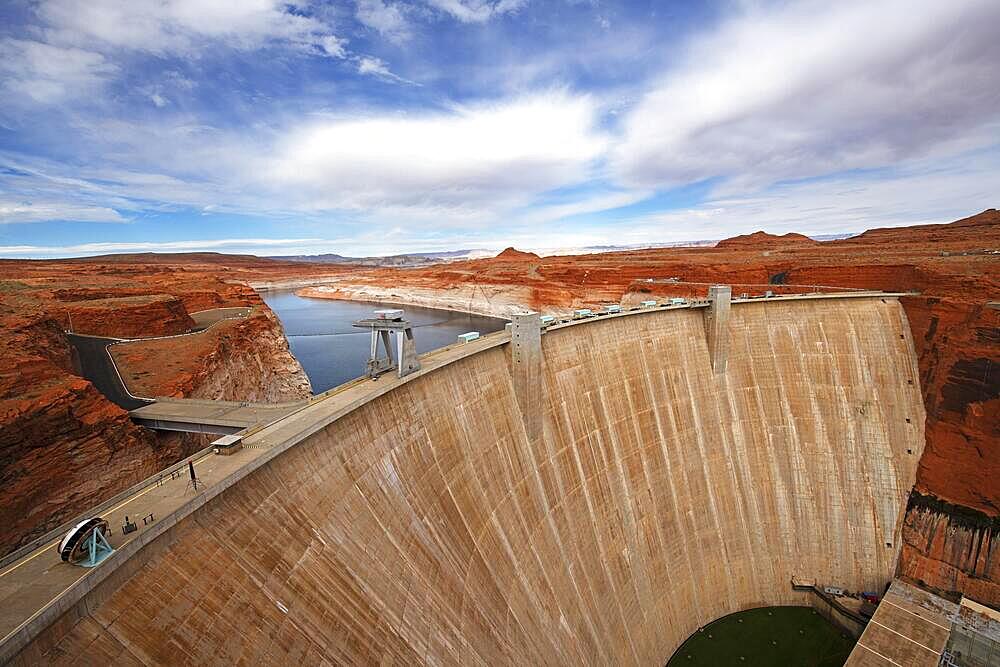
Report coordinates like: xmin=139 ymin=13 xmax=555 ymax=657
xmin=0 ymin=290 xmax=925 ymax=665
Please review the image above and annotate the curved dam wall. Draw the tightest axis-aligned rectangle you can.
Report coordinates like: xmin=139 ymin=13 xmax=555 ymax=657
xmin=15 ymin=296 xmax=924 ymax=665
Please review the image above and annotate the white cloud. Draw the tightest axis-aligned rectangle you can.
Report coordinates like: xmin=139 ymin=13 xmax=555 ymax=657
xmin=320 ymin=35 xmax=349 ymax=58
xmin=1 ymin=2 xmax=351 ymax=107
xmin=266 ymin=91 xmax=607 ymax=214
xmin=426 ymin=0 xmax=527 ymax=23
xmin=0 ymin=237 xmax=324 ymax=258
xmin=356 ymin=55 xmax=413 ymax=83
xmin=519 ymin=189 xmax=652 ymax=226
xmin=0 ymin=146 xmax=268 ymax=221
xmin=0 ymin=200 xmax=127 ymax=224
xmin=35 ymin=0 xmax=346 ymax=58
xmin=2 ymin=146 xmax=994 ymax=256
xmin=612 ymin=0 xmax=1000 ymax=193
xmin=355 ymin=0 xmax=410 ymax=43
xmin=620 ymin=149 xmax=1000 ymax=243
xmin=0 ymin=39 xmax=117 ymax=104
xmin=4 ymin=0 xmax=996 ymax=251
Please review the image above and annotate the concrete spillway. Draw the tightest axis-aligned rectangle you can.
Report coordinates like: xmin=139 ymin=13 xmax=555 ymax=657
xmin=10 ymin=295 xmax=924 ymax=665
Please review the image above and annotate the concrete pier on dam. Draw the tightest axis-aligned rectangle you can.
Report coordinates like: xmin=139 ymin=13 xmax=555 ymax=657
xmin=2 ymin=292 xmax=925 ymax=665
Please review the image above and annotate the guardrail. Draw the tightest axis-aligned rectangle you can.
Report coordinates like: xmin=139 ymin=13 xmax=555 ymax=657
xmin=0 ymin=443 xmax=218 ymax=571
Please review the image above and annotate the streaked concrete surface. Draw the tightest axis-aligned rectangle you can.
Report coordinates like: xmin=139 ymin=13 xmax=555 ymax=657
xmin=0 ymin=332 xmax=513 ymax=663
xmin=3 ymin=294 xmax=924 ymax=665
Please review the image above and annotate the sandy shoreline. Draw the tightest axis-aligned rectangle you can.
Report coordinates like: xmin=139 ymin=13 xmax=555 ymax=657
xmin=294 ymin=283 xmax=540 ymax=319
xmin=246 ymin=276 xmax=346 ymax=292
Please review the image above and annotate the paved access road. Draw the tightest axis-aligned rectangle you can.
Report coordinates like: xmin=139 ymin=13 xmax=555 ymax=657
xmin=66 ymin=308 xmax=251 ymax=410
xmin=67 ymin=334 xmax=150 ymax=410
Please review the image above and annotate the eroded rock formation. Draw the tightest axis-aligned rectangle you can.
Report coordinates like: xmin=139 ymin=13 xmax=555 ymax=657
xmin=495 ymin=246 xmax=541 ymax=260
xmin=110 ymin=309 xmax=310 ymax=402
xmin=0 ymin=317 xmax=169 ymax=554
xmin=900 ymin=493 xmax=1000 ymax=604
xmin=0 ymin=257 xmax=325 ymax=554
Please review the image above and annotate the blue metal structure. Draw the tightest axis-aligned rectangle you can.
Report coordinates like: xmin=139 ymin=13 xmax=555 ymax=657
xmin=58 ymin=517 xmax=115 ymax=567
xmin=79 ymin=527 xmax=114 ymax=567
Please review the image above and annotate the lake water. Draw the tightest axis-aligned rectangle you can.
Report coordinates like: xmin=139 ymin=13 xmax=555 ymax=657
xmin=262 ymin=290 xmax=508 ymax=394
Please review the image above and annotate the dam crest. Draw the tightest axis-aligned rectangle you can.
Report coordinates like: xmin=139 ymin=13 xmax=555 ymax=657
xmin=2 ymin=292 xmax=924 ymax=665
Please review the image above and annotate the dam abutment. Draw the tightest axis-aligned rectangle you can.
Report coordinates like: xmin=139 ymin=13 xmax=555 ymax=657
xmin=5 ymin=294 xmax=925 ymax=665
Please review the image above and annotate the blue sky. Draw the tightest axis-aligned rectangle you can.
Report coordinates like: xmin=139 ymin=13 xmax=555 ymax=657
xmin=0 ymin=0 xmax=997 ymax=258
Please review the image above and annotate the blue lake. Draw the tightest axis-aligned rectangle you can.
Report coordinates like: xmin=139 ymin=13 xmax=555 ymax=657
xmin=262 ymin=290 xmax=508 ymax=393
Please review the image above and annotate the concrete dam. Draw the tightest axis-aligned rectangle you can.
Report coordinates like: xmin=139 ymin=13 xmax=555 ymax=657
xmin=4 ymin=293 xmax=924 ymax=665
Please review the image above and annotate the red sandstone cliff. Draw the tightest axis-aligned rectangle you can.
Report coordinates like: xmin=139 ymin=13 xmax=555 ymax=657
xmin=900 ymin=493 xmax=1000 ymax=604
xmin=57 ymin=294 xmax=194 ymax=338
xmin=111 ymin=308 xmax=310 ymax=402
xmin=0 ymin=257 xmax=324 ymax=555
xmin=0 ymin=317 xmax=173 ymax=554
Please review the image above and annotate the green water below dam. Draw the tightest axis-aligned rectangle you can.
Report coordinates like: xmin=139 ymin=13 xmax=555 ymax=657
xmin=667 ymin=606 xmax=856 ymax=667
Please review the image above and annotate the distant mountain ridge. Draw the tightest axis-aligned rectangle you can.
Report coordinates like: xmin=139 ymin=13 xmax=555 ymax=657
xmin=267 ymin=233 xmax=853 ymax=267
xmin=267 ymin=249 xmax=496 ymax=267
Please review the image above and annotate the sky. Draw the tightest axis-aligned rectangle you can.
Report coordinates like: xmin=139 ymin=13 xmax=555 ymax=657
xmin=0 ymin=0 xmax=998 ymax=258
